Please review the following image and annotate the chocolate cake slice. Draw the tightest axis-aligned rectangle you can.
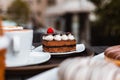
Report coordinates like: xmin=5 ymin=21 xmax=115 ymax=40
xmin=42 ymin=27 xmax=76 ymax=53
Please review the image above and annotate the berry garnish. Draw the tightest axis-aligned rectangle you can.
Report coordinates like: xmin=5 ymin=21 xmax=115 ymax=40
xmin=47 ymin=27 xmax=54 ymax=34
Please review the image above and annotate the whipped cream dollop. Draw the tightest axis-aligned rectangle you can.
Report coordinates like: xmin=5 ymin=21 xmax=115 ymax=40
xmin=61 ymin=34 xmax=68 ymax=40
xmin=68 ymin=34 xmax=75 ymax=40
xmin=43 ymin=35 xmax=54 ymax=41
xmin=54 ymin=34 xmax=61 ymax=41
xmin=43 ymin=33 xmax=75 ymax=41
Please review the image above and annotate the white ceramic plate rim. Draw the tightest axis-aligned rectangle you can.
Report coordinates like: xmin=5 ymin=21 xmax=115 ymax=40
xmin=32 ymin=44 xmax=85 ymax=55
xmin=6 ymin=52 xmax=51 ymax=67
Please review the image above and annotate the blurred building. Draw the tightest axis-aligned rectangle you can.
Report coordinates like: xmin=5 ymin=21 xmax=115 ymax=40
xmin=24 ymin=0 xmax=64 ymax=26
xmin=0 ymin=0 xmax=62 ymax=25
xmin=45 ymin=0 xmax=96 ymax=45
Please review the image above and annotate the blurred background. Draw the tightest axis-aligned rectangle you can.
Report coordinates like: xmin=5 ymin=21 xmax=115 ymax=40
xmin=0 ymin=0 xmax=120 ymax=46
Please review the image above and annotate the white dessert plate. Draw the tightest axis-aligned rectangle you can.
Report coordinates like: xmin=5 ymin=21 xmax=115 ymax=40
xmin=6 ymin=52 xmax=51 ymax=67
xmin=27 ymin=53 xmax=105 ymax=80
xmin=32 ymin=44 xmax=85 ymax=55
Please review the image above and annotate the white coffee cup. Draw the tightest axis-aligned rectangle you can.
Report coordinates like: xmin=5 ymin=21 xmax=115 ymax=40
xmin=4 ymin=27 xmax=33 ymax=64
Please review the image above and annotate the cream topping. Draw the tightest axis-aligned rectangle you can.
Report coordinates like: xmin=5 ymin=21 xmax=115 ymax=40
xmin=68 ymin=34 xmax=75 ymax=40
xmin=54 ymin=34 xmax=61 ymax=41
xmin=43 ymin=33 xmax=75 ymax=41
xmin=44 ymin=35 xmax=54 ymax=41
xmin=42 ymin=36 xmax=45 ymax=40
xmin=61 ymin=34 xmax=68 ymax=40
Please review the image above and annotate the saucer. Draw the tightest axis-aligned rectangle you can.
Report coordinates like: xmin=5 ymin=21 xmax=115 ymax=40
xmin=33 ymin=44 xmax=85 ymax=55
xmin=6 ymin=52 xmax=51 ymax=67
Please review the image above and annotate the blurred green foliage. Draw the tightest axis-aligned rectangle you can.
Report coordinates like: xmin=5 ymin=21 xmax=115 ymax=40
xmin=7 ymin=0 xmax=30 ymax=25
xmin=90 ymin=0 xmax=120 ymax=45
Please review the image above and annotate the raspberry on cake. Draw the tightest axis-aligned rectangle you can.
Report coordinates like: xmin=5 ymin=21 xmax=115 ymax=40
xmin=42 ymin=28 xmax=76 ymax=53
xmin=47 ymin=27 xmax=54 ymax=34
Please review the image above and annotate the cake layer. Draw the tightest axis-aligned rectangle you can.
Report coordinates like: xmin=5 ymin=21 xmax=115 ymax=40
xmin=43 ymin=44 xmax=76 ymax=48
xmin=42 ymin=40 xmax=76 ymax=46
xmin=43 ymin=46 xmax=76 ymax=53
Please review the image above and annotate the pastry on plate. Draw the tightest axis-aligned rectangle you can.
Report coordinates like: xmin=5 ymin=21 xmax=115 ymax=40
xmin=104 ymin=45 xmax=120 ymax=66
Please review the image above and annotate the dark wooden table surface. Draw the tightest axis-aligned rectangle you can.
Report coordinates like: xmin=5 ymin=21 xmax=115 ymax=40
xmin=5 ymin=43 xmax=108 ymax=80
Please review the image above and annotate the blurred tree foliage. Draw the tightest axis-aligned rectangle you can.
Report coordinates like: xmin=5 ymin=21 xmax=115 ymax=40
xmin=7 ymin=0 xmax=30 ymax=25
xmin=90 ymin=0 xmax=120 ymax=45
